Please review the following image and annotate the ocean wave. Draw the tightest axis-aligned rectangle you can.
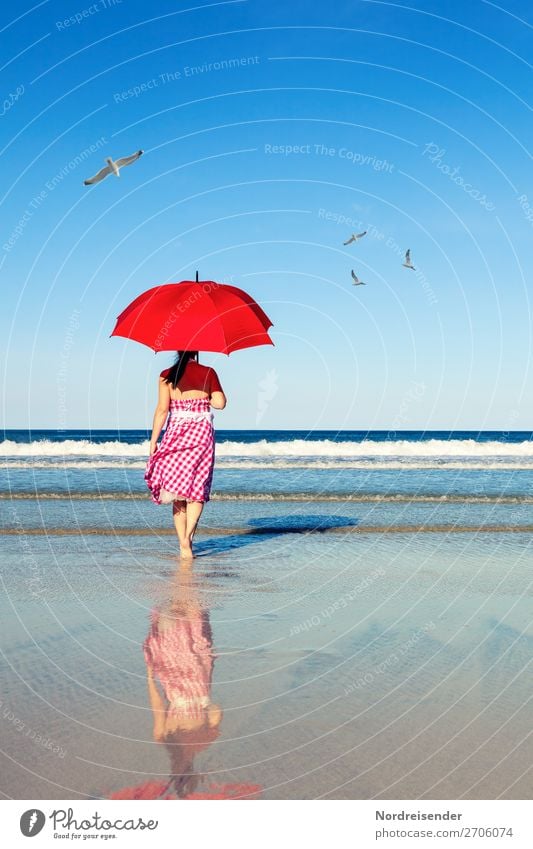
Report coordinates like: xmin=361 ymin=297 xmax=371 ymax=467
xmin=2 ymin=491 xmax=533 ymax=503
xmin=3 ymin=523 xmax=532 ymax=536
xmin=2 ymin=437 xmax=533 ymax=459
xmin=3 ymin=459 xmax=533 ymax=471
xmin=217 ymin=438 xmax=533 ymax=458
xmin=0 ymin=439 xmax=147 ymax=457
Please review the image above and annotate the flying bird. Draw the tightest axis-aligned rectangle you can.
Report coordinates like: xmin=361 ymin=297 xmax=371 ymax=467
xmin=403 ymin=249 xmax=416 ymax=270
xmin=351 ymin=270 xmax=366 ymax=286
xmin=343 ymin=230 xmax=367 ymax=245
xmin=84 ymin=150 xmax=144 ymax=185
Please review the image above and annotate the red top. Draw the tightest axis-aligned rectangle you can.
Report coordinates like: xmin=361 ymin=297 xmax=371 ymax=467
xmin=161 ymin=361 xmax=223 ymax=395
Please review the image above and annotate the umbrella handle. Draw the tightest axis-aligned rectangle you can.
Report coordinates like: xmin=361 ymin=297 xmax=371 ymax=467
xmin=194 ymin=270 xmax=199 ymax=361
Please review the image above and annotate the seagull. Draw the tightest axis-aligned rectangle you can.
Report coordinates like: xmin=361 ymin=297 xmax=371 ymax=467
xmin=84 ymin=150 xmax=144 ymax=185
xmin=403 ymin=249 xmax=416 ymax=270
xmin=343 ymin=230 xmax=367 ymax=245
xmin=351 ymin=269 xmax=366 ymax=286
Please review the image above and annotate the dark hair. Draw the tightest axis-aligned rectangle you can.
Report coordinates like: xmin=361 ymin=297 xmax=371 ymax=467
xmin=164 ymin=723 xmax=220 ymax=798
xmin=164 ymin=351 xmax=198 ymax=390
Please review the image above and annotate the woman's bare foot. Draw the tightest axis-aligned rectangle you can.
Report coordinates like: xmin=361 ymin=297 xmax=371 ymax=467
xmin=179 ymin=537 xmax=193 ymax=559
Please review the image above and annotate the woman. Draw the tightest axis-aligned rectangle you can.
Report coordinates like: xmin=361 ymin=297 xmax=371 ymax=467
xmin=145 ymin=350 xmax=226 ymax=557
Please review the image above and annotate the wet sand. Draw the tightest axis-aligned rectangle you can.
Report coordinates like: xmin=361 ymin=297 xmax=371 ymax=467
xmin=0 ymin=528 xmax=531 ymax=799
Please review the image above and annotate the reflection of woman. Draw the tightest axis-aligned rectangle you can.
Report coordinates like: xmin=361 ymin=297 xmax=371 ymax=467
xmin=143 ymin=564 xmax=222 ymax=798
xmin=145 ymin=350 xmax=226 ymax=558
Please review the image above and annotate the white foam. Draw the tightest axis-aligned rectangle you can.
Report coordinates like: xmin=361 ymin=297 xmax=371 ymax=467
xmin=3 ymin=459 xmax=533 ymax=471
xmin=0 ymin=439 xmax=148 ymax=457
xmin=1 ymin=437 xmax=533 ymax=459
xmin=218 ymin=438 xmax=533 ymax=458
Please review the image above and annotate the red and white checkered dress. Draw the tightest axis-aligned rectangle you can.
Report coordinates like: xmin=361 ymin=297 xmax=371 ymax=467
xmin=143 ymin=608 xmax=215 ymax=720
xmin=145 ymin=398 xmax=215 ymax=504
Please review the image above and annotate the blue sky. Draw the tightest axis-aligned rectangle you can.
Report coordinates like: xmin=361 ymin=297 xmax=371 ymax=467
xmin=1 ymin=0 xmax=532 ymax=430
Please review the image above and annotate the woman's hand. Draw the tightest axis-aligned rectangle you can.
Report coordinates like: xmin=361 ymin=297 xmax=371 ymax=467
xmin=149 ymin=440 xmax=157 ymax=456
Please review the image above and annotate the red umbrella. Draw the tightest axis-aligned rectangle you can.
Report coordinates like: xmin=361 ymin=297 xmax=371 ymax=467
xmin=111 ymin=277 xmax=273 ymax=355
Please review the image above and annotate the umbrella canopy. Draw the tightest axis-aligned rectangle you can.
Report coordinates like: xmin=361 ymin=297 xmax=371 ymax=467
xmin=111 ymin=279 xmax=273 ymax=355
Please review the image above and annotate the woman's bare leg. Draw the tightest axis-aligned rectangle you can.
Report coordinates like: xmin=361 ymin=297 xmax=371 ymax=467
xmin=172 ymin=501 xmax=188 ymax=553
xmin=184 ymin=501 xmax=204 ymax=556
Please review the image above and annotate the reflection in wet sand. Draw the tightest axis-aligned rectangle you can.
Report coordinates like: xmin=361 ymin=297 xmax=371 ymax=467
xmin=145 ymin=562 xmax=221 ymax=798
xmin=3 ymin=530 xmax=530 ymax=800
xmin=111 ymin=562 xmax=261 ymax=800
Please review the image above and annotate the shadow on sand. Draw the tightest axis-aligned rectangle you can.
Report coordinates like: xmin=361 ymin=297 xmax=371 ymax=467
xmin=194 ymin=513 xmax=358 ymax=557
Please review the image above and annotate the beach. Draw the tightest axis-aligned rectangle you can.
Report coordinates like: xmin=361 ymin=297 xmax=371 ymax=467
xmin=1 ymin=429 xmax=532 ymax=799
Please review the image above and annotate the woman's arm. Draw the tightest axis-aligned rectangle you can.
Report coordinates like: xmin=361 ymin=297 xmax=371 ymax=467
xmin=146 ymin=666 xmax=168 ymax=741
xmin=210 ymin=390 xmax=226 ymax=410
xmin=208 ymin=368 xmax=226 ymax=409
xmin=150 ymin=377 xmax=170 ymax=455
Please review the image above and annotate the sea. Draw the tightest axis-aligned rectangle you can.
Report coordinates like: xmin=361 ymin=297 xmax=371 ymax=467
xmin=2 ymin=429 xmax=533 ymax=533
xmin=0 ymin=430 xmax=533 ymax=516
